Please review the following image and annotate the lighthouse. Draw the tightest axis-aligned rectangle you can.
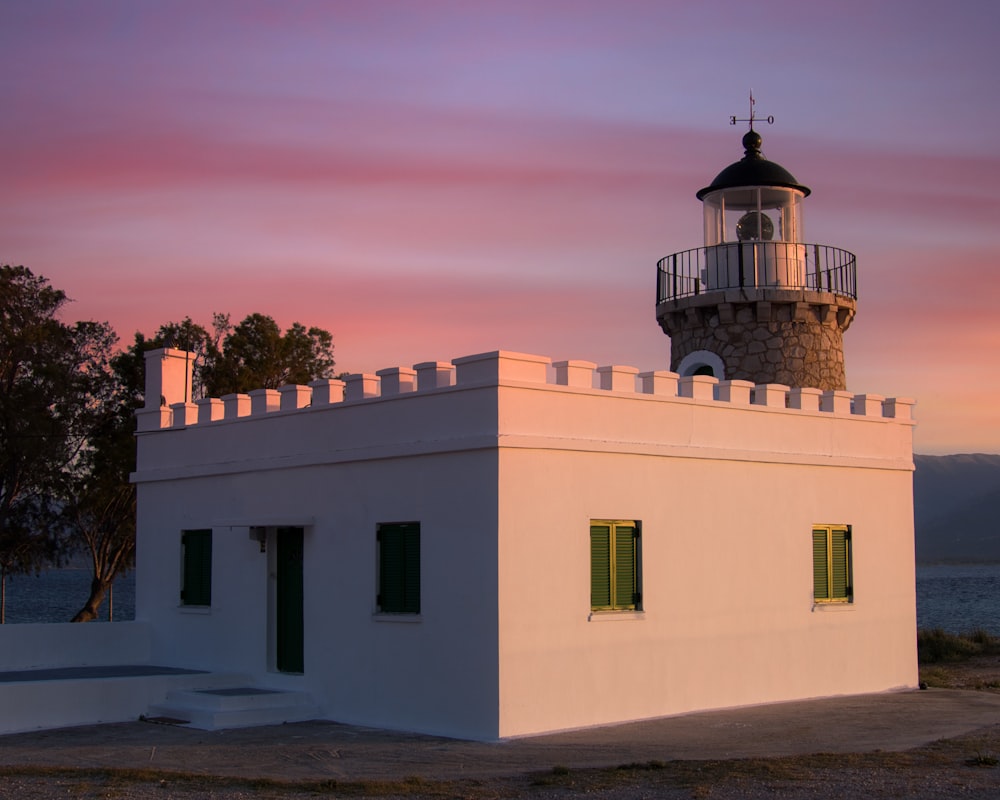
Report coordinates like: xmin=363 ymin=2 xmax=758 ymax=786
xmin=656 ymin=107 xmax=856 ymax=391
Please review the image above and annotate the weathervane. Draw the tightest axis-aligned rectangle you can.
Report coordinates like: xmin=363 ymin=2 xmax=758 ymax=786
xmin=730 ymin=90 xmax=773 ymax=131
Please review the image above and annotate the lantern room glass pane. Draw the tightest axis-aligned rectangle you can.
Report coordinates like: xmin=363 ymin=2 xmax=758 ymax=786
xmin=702 ymin=188 xmax=804 ymax=246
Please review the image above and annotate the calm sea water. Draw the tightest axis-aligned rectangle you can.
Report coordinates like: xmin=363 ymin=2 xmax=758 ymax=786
xmin=915 ymin=563 xmax=1000 ymax=636
xmin=2 ymin=564 xmax=998 ymax=633
xmin=2 ymin=568 xmax=135 ymax=624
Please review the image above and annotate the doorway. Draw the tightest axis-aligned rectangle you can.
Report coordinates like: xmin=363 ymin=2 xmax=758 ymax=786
xmin=275 ymin=527 xmax=304 ymax=673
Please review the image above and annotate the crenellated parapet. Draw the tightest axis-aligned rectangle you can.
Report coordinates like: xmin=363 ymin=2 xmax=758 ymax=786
xmin=136 ymin=348 xmax=914 ymax=435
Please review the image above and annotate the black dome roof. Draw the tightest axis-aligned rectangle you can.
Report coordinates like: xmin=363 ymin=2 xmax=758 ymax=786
xmin=696 ymin=130 xmax=810 ymax=200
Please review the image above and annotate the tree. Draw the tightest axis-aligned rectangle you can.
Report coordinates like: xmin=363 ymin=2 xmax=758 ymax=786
xmin=1 ymin=287 xmax=337 ymax=622
xmin=62 ymin=323 xmax=207 ymax=623
xmin=61 ymin=311 xmax=334 ymax=621
xmin=281 ymin=322 xmax=336 ymax=386
xmin=0 ymin=266 xmax=117 ymax=622
xmin=202 ymin=313 xmax=334 ymax=396
xmin=63 ymin=345 xmax=140 ymax=622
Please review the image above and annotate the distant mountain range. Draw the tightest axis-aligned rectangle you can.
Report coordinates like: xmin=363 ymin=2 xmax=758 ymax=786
xmin=913 ymin=453 xmax=1000 ymax=563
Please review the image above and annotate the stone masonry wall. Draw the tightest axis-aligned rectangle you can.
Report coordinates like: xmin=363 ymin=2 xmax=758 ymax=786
xmin=658 ymin=291 xmax=856 ymax=391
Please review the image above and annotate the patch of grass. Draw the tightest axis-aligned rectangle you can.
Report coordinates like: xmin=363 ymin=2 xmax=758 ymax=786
xmin=919 ymin=665 xmax=953 ymax=688
xmin=616 ymin=759 xmax=666 ymax=771
xmin=968 ymin=753 xmax=999 ymax=767
xmin=529 ymin=765 xmax=574 ymax=787
xmin=967 ymin=628 xmax=997 ymax=647
xmin=964 ymin=735 xmax=1000 ymax=768
xmin=917 ymin=628 xmax=1000 ymax=663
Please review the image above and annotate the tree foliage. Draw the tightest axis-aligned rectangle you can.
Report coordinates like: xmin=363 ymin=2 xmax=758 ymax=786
xmin=0 ymin=269 xmax=336 ymax=622
xmin=152 ymin=315 xmax=221 ymax=399
xmin=62 ymin=345 xmax=141 ymax=622
xmin=201 ymin=313 xmax=334 ymax=396
xmin=0 ymin=265 xmax=118 ymax=622
xmin=59 ymin=310 xmax=334 ymax=621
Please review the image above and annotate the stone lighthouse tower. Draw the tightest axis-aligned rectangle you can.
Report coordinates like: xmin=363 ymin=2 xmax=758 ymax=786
xmin=656 ymin=111 xmax=857 ymax=391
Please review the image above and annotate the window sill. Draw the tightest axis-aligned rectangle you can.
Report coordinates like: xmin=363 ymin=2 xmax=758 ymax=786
xmin=812 ymin=601 xmax=853 ymax=612
xmin=588 ymin=610 xmax=645 ymax=622
xmin=373 ymin=613 xmax=422 ymax=623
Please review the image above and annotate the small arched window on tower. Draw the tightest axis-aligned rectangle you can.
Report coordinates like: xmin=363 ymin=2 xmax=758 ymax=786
xmin=676 ymin=350 xmax=725 ymax=380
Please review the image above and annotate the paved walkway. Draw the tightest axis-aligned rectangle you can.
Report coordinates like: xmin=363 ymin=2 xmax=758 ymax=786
xmin=1 ymin=688 xmax=999 ymax=783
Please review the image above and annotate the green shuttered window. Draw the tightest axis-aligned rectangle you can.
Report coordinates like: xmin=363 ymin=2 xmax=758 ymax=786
xmin=812 ymin=525 xmax=852 ymax=603
xmin=591 ymin=520 xmax=640 ymax=611
xmin=181 ymin=529 xmax=212 ymax=606
xmin=378 ymin=522 xmax=420 ymax=613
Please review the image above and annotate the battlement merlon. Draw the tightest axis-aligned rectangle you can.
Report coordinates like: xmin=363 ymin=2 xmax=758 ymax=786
xmin=136 ymin=347 xmax=916 ymax=432
xmin=132 ymin=349 xmax=915 ymax=482
xmin=135 ymin=348 xmax=194 ymax=432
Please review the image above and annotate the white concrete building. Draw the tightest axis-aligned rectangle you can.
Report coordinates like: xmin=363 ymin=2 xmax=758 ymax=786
xmin=0 ymin=122 xmax=918 ymax=740
xmin=128 ymin=348 xmax=917 ymax=740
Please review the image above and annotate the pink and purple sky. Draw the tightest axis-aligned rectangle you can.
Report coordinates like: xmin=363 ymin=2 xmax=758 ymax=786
xmin=2 ymin=1 xmax=998 ymax=454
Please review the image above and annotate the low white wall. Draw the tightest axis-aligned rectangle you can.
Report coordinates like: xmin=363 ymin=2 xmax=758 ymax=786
xmin=0 ymin=671 xmax=239 ymax=735
xmin=0 ymin=621 xmax=166 ymax=735
xmin=0 ymin=622 xmax=151 ymax=671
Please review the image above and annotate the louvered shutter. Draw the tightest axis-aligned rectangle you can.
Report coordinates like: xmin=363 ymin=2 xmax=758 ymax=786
xmin=590 ymin=524 xmax=612 ymax=609
xmin=812 ymin=528 xmax=829 ymax=601
xmin=614 ymin=524 xmax=637 ymax=610
xmin=402 ymin=524 xmax=420 ymax=613
xmin=830 ymin=528 xmax=850 ymax=600
xmin=378 ymin=523 xmax=420 ymax=613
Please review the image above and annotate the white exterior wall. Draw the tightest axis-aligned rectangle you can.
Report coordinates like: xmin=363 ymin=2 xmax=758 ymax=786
xmin=495 ymin=379 xmax=916 ymax=737
xmin=135 ymin=381 xmax=502 ymax=740
xmin=134 ymin=350 xmax=916 ymax=741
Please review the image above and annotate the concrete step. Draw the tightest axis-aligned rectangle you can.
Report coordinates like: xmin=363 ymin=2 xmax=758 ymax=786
xmin=147 ymin=686 xmax=319 ymax=730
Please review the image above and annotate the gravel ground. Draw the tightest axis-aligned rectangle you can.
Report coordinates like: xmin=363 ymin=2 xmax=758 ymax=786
xmin=1 ymin=738 xmax=999 ymax=800
xmin=1 ymin=736 xmax=998 ymax=799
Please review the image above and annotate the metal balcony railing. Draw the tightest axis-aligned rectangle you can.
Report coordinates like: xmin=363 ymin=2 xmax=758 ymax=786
xmin=656 ymin=243 xmax=857 ymax=304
